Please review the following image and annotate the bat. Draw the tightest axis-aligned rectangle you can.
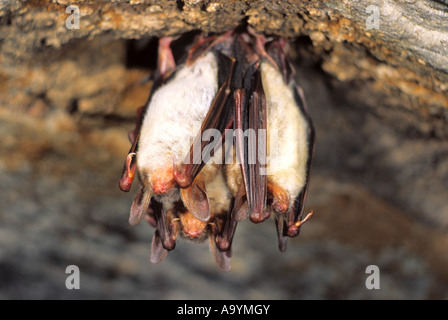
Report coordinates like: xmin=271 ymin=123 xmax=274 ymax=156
xmin=253 ymin=33 xmax=315 ymax=252
xmin=119 ymin=32 xmax=238 ymax=269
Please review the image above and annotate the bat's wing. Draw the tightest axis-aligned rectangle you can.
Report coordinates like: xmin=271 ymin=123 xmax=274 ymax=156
xmin=246 ymin=69 xmax=269 ymax=223
xmin=232 ymin=34 xmax=270 ymax=224
xmin=215 ymin=196 xmax=240 ymax=253
xmin=286 ymin=85 xmax=315 ymax=237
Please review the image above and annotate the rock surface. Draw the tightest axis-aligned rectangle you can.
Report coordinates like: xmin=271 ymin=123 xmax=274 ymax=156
xmin=1 ymin=0 xmax=447 ymax=299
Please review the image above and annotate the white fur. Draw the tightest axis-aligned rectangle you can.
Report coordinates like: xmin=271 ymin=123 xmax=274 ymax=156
xmin=261 ymin=62 xmax=309 ymax=205
xmin=137 ymin=51 xmax=219 ymax=185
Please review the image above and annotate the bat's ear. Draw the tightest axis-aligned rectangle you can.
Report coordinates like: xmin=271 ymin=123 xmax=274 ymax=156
xmin=129 ymin=186 xmax=152 ymax=226
xmin=275 ymin=214 xmax=288 ymax=252
xmin=180 ymin=180 xmax=210 ymax=222
xmin=150 ymin=231 xmax=169 ymax=264
xmin=209 ymin=234 xmax=232 ymax=272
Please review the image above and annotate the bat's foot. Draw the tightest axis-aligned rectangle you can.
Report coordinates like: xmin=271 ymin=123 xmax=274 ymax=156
xmin=186 ymin=30 xmax=234 ymax=66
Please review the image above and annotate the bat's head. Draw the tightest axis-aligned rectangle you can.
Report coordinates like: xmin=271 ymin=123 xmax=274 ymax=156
xmin=178 ymin=209 xmax=209 ymax=241
xmin=151 ymin=166 xmax=176 ymax=194
xmin=138 ymin=166 xmax=177 ymax=195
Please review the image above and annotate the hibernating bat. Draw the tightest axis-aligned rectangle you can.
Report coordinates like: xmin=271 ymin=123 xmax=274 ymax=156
xmin=118 ymin=25 xmax=315 ymax=271
xmin=253 ymin=33 xmax=315 ymax=252
xmin=119 ymin=32 xmax=237 ymax=270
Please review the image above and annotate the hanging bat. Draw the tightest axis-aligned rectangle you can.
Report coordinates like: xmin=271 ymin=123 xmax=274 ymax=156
xmin=118 ymin=32 xmax=238 ymax=269
xmin=254 ymin=33 xmax=315 ymax=252
xmin=218 ymin=31 xmax=315 ymax=253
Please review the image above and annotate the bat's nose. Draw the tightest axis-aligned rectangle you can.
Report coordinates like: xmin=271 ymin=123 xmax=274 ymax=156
xmin=152 ymin=180 xmax=174 ymax=194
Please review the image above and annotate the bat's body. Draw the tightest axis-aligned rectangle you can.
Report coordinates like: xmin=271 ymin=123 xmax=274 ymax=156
xmin=262 ymin=61 xmax=309 ymax=213
xmin=120 ymin=33 xmax=236 ymax=269
xmin=137 ymin=51 xmax=220 ymax=209
xmin=259 ymin=39 xmax=315 ymax=251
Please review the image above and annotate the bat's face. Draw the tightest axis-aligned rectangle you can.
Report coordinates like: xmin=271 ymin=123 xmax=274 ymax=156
xmin=179 ymin=210 xmax=209 ymax=240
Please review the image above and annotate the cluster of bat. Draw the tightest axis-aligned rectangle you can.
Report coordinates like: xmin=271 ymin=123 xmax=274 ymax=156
xmin=119 ymin=26 xmax=315 ymax=271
